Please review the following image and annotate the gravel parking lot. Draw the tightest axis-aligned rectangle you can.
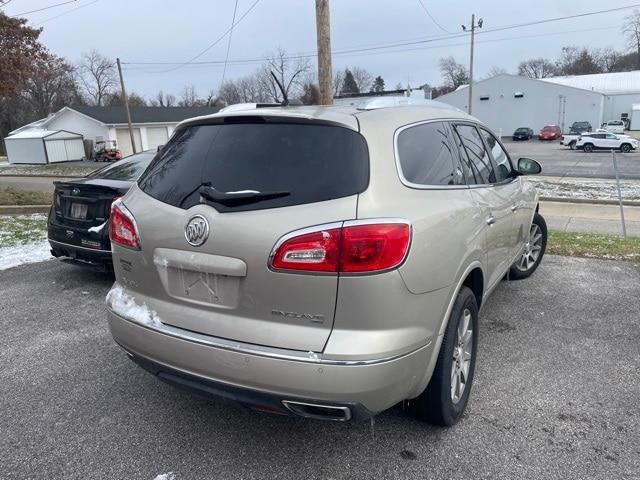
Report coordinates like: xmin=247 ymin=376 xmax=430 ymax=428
xmin=504 ymin=139 xmax=640 ymax=180
xmin=1 ymin=256 xmax=639 ymax=480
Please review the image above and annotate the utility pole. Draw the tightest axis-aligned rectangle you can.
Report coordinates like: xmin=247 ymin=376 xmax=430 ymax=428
xmin=462 ymin=15 xmax=482 ymax=115
xmin=116 ymin=57 xmax=136 ymax=154
xmin=315 ymin=0 xmax=333 ymax=105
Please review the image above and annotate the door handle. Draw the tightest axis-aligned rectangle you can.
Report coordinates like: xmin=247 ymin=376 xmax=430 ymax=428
xmin=511 ymin=204 xmax=518 ymax=212
xmin=486 ymin=215 xmax=496 ymax=225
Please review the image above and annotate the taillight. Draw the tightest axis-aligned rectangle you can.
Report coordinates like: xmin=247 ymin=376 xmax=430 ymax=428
xmin=270 ymin=220 xmax=411 ymax=274
xmin=109 ymin=198 xmax=140 ymax=249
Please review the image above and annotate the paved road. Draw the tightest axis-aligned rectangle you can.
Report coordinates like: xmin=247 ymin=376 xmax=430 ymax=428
xmin=505 ymin=140 xmax=640 ymax=180
xmin=540 ymin=200 xmax=640 ymax=236
xmin=1 ymin=256 xmax=639 ymax=479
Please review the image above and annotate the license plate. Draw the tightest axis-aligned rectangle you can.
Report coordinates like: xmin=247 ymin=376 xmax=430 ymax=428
xmin=70 ymin=203 xmax=88 ymax=219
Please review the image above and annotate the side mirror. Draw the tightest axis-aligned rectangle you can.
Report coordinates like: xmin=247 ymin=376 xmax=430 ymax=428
xmin=517 ymin=157 xmax=541 ymax=175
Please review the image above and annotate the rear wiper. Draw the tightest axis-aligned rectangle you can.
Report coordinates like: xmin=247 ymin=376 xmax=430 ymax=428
xmin=198 ymin=185 xmax=290 ymax=206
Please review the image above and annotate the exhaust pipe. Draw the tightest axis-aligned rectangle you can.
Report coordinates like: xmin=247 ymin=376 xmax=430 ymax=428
xmin=281 ymin=400 xmax=352 ymax=422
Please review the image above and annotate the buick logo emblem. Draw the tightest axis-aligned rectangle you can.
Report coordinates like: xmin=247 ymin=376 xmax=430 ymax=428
xmin=72 ymin=188 xmax=80 ymax=195
xmin=184 ymin=215 xmax=209 ymax=247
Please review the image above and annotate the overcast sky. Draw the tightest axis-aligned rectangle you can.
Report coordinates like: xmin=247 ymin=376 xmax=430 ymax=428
xmin=3 ymin=0 xmax=634 ymax=99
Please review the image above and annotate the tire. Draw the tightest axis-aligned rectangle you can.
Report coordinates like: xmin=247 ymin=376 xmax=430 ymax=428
xmin=583 ymin=143 xmax=593 ymax=153
xmin=508 ymin=212 xmax=547 ymax=280
xmin=409 ymin=286 xmax=478 ymax=426
xmin=620 ymin=143 xmax=631 ymax=153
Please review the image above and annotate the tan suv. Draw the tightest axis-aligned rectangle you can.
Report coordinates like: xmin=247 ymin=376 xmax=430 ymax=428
xmin=106 ymin=101 xmax=546 ymax=426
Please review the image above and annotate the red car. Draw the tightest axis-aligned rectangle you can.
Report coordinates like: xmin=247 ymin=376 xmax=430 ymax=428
xmin=539 ymin=125 xmax=561 ymax=141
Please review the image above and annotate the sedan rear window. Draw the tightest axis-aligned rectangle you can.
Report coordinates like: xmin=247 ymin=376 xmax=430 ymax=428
xmin=138 ymin=122 xmax=369 ymax=212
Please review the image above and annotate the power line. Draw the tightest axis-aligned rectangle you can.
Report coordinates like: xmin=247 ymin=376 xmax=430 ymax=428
xmin=416 ymin=0 xmax=453 ymax=34
xmin=220 ymin=0 xmax=239 ymax=87
xmin=122 ymin=3 xmax=639 ymax=69
xmin=157 ymin=0 xmax=261 ymax=73
xmin=121 ymin=24 xmax=620 ymax=73
xmin=35 ymin=0 xmax=99 ymax=26
xmin=10 ymin=0 xmax=77 ymax=17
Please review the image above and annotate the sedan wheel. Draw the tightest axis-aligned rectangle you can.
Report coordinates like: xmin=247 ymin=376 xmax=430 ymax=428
xmin=621 ymin=144 xmax=631 ymax=153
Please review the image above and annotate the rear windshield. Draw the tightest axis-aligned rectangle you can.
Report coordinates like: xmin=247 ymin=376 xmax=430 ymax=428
xmin=88 ymin=151 xmax=154 ymax=181
xmin=542 ymin=126 xmax=556 ymax=131
xmin=138 ymin=122 xmax=369 ymax=212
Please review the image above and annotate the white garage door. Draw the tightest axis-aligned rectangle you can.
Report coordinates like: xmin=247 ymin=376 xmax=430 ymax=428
xmin=116 ymin=128 xmax=142 ymax=158
xmin=146 ymin=127 xmax=169 ymax=150
xmin=44 ymin=138 xmax=85 ymax=163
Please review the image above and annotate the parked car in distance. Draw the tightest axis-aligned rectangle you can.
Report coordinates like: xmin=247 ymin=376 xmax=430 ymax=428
xmin=48 ymin=150 xmax=155 ymax=268
xmin=601 ymin=120 xmax=625 ymax=134
xmin=512 ymin=127 xmax=534 ymax=140
xmin=569 ymin=121 xmax=592 ymax=134
xmin=575 ymin=132 xmax=639 ymax=153
xmin=106 ymin=102 xmax=547 ymax=427
xmin=539 ymin=125 xmax=561 ymax=140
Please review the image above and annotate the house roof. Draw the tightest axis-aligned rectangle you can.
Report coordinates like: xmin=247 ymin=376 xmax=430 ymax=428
xmin=70 ymin=105 xmax=221 ymax=125
xmin=541 ymin=71 xmax=640 ymax=95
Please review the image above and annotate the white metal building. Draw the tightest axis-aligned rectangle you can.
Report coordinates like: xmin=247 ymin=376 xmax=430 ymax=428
xmin=7 ymin=105 xmax=220 ymax=160
xmin=4 ymin=130 xmax=85 ymax=164
xmin=437 ymin=74 xmax=605 ymax=136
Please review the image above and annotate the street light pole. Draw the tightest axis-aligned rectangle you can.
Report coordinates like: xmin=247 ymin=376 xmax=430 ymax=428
xmin=463 ymin=15 xmax=482 ymax=115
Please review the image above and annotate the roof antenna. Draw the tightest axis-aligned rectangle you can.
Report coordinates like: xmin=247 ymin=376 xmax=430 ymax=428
xmin=270 ymin=71 xmax=289 ymax=106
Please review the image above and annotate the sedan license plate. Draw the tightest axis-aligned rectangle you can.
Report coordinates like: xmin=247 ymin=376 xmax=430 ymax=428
xmin=70 ymin=202 xmax=88 ymax=219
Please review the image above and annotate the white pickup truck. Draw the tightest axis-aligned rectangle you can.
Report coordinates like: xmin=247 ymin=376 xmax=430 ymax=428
xmin=575 ymin=132 xmax=639 ymax=153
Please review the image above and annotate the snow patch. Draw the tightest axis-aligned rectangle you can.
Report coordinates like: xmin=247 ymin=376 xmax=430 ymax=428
xmin=153 ymin=474 xmax=176 ymax=480
xmin=106 ymin=284 xmax=162 ymax=328
xmin=0 ymin=240 xmax=52 ymax=271
xmin=88 ymin=221 xmax=107 ymax=234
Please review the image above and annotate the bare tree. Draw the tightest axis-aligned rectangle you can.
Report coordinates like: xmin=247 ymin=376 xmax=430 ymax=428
xmin=484 ymin=66 xmax=507 ymax=79
xmin=77 ymin=50 xmax=117 ymax=106
xmin=150 ymin=90 xmax=176 ymax=107
xmin=258 ymin=47 xmax=311 ymax=103
xmin=350 ymin=66 xmax=374 ymax=93
xmin=517 ymin=58 xmax=557 ymax=78
xmin=623 ymin=9 xmax=640 ymax=69
xmin=179 ymin=84 xmax=199 ymax=107
xmin=439 ymin=57 xmax=469 ymax=89
xmin=24 ymin=53 xmax=79 ymax=117
xmin=556 ymin=46 xmax=603 ymax=76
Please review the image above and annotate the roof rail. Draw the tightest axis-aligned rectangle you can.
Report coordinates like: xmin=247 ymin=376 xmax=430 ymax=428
xmin=357 ymin=97 xmax=464 ymax=112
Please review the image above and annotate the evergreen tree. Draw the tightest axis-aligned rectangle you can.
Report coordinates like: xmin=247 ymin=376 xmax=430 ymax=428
xmin=370 ymin=76 xmax=385 ymax=93
xmin=341 ymin=69 xmax=359 ymax=94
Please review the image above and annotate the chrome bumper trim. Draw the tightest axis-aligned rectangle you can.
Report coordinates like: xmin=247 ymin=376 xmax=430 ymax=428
xmin=109 ymin=309 xmax=431 ymax=366
xmin=48 ymin=238 xmax=111 ymax=254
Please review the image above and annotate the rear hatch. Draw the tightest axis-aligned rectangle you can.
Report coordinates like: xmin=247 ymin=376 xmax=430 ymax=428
xmin=122 ymin=117 xmax=369 ymax=352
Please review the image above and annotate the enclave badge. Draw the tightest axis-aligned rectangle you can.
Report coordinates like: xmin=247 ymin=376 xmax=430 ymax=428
xmin=184 ymin=215 xmax=209 ymax=246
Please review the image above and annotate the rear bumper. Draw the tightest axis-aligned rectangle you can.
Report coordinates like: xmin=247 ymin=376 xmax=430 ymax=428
xmin=49 ymin=238 xmax=112 ymax=265
xmin=107 ymin=309 xmax=432 ymax=417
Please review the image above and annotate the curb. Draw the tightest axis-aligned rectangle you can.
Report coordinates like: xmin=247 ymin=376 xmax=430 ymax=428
xmin=0 ymin=205 xmax=50 ymax=214
xmin=540 ymin=196 xmax=640 ymax=207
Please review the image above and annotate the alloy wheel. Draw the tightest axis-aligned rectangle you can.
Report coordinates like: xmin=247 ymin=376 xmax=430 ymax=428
xmin=451 ymin=308 xmax=473 ymax=404
xmin=515 ymin=224 xmax=543 ymax=272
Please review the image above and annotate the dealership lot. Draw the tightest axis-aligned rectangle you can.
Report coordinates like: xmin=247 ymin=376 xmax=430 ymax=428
xmin=505 ymin=139 xmax=640 ymax=180
xmin=1 ymin=256 xmax=639 ymax=480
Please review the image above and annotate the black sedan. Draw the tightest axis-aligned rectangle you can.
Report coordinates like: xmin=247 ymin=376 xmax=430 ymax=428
xmin=48 ymin=150 xmax=155 ymax=268
xmin=512 ymin=127 xmax=534 ymax=140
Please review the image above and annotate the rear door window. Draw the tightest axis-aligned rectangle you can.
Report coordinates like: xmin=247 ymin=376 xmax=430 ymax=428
xmin=396 ymin=121 xmax=464 ymax=186
xmin=139 ymin=122 xmax=369 ymax=212
xmin=453 ymin=124 xmax=496 ymax=184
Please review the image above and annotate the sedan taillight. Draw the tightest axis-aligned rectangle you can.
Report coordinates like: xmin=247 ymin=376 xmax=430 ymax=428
xmin=270 ymin=220 xmax=411 ymax=274
xmin=109 ymin=198 xmax=140 ymax=249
